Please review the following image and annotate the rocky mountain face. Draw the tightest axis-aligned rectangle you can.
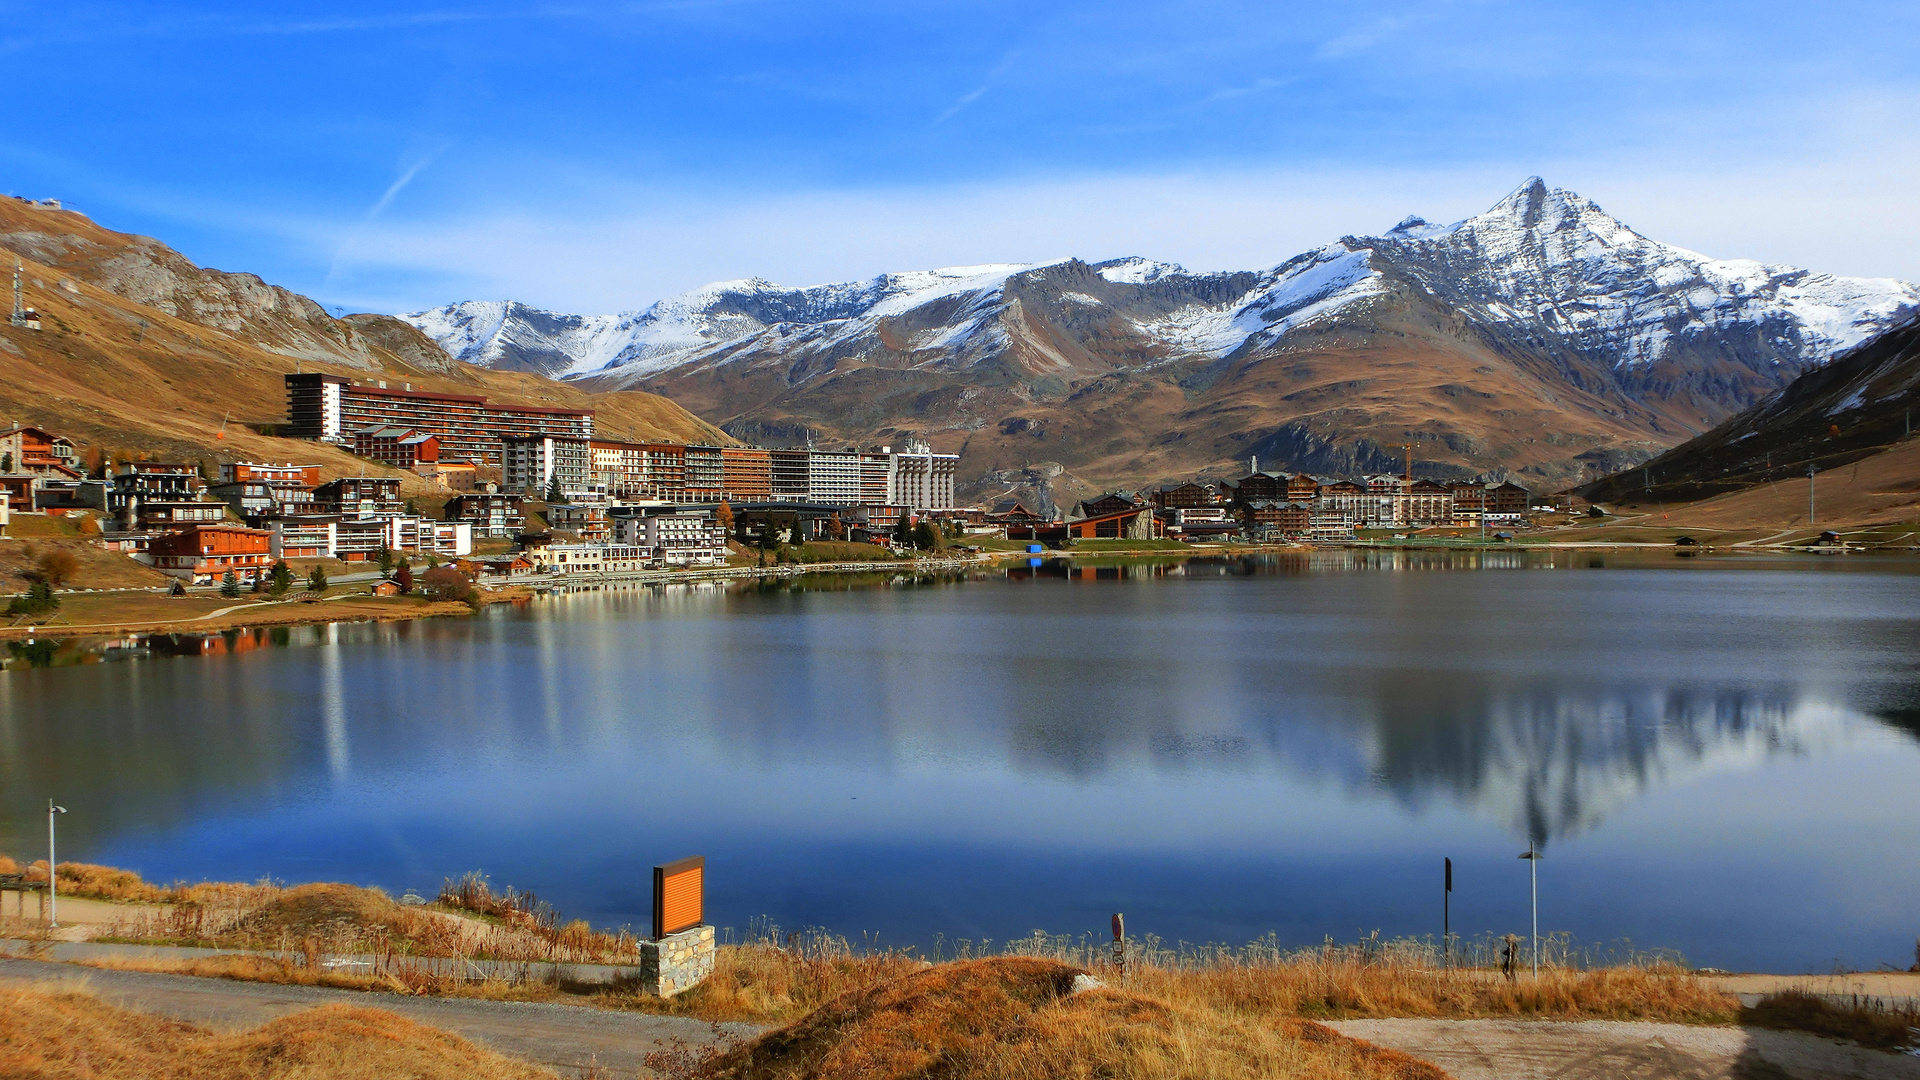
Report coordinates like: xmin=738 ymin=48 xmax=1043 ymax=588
xmin=1578 ymin=314 xmax=1920 ymax=506
xmin=404 ymin=180 xmax=1920 ymax=490
xmin=0 ymin=203 xmax=454 ymax=372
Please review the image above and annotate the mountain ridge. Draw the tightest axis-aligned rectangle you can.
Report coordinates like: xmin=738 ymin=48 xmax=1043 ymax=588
xmin=403 ymin=179 xmax=1919 ymax=490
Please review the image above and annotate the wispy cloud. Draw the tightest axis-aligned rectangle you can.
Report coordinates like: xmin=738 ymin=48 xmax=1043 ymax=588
xmin=324 ymin=151 xmax=446 ymax=290
xmin=934 ymin=51 xmax=1019 ymax=125
xmin=1203 ymin=76 xmax=1293 ymax=104
xmin=1315 ymin=16 xmax=1414 ymax=60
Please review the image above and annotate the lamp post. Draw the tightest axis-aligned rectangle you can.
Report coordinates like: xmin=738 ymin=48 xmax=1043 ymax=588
xmin=1517 ymin=848 xmax=1542 ymax=978
xmin=1807 ymin=464 xmax=1818 ymax=526
xmin=47 ymin=800 xmax=66 ymax=927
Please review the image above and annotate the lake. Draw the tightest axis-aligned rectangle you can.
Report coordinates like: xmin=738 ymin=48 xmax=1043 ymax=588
xmin=3 ymin=549 xmax=1918 ymax=972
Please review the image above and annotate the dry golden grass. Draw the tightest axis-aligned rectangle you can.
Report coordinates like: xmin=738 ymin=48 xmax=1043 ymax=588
xmin=693 ymin=957 xmax=1446 ymax=1080
xmin=18 ymin=861 xmax=640 ymax=967
xmin=0 ymin=984 xmax=555 ymax=1079
xmin=607 ymin=943 xmax=927 ymax=1023
xmin=78 ymin=953 xmax=562 ymax=1003
xmin=1124 ymin=957 xmax=1737 ymax=1025
xmin=0 ymin=538 xmax=171 ymax=592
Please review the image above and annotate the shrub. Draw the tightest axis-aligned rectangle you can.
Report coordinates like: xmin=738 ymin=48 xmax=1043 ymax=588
xmin=417 ymin=566 xmax=471 ymax=602
xmin=394 ymin=562 xmax=414 ymax=594
xmin=32 ymin=548 xmax=80 ymax=586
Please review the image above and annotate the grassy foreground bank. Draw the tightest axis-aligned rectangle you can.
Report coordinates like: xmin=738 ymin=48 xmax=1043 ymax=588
xmin=7 ymin=859 xmax=1917 ymax=1078
xmin=3 ymin=859 xmax=1742 ymax=1028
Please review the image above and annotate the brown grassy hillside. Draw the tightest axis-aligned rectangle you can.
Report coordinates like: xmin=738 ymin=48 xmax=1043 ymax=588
xmin=0 ymin=198 xmax=729 ymax=469
xmin=697 ymin=957 xmax=1450 ymax=1080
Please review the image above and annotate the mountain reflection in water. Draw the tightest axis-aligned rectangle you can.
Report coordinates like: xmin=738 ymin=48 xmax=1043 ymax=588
xmin=1 ymin=553 xmax=1917 ymax=970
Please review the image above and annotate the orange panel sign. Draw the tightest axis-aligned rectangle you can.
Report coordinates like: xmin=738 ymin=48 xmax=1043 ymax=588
xmin=653 ymin=856 xmax=704 ymax=939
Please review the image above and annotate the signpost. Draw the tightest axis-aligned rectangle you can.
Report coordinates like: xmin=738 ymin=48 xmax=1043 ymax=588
xmin=641 ymin=855 xmax=714 ymax=999
xmin=652 ymin=855 xmax=704 ymax=941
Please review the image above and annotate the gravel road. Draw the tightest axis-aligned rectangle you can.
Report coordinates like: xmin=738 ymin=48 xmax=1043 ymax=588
xmin=0 ymin=956 xmax=752 ymax=1077
xmin=1327 ymin=1017 xmax=1920 ymax=1080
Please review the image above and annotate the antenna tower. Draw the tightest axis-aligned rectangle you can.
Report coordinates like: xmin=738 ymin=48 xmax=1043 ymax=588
xmin=10 ymin=259 xmax=21 ymax=322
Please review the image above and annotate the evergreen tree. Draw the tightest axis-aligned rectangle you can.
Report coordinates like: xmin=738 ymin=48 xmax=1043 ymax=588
xmin=377 ymin=543 xmax=394 ymax=575
xmin=267 ymin=560 xmax=294 ymax=597
xmin=219 ymin=570 xmax=240 ymax=598
xmin=308 ymin=565 xmax=328 ymax=593
xmin=546 ymin=476 xmax=564 ymax=504
xmin=6 ymin=581 xmax=58 ymax=616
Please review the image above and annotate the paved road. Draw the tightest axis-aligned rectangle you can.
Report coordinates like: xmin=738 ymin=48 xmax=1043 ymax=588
xmin=1327 ymin=1017 xmax=1920 ymax=1080
xmin=0 ymin=956 xmax=753 ymax=1078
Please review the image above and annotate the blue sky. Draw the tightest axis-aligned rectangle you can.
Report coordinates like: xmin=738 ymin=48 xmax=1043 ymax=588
xmin=8 ymin=1 xmax=1920 ymax=313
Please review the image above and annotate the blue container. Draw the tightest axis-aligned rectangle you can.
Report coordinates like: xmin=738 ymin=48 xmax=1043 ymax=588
xmin=1027 ymin=544 xmax=1043 ymax=554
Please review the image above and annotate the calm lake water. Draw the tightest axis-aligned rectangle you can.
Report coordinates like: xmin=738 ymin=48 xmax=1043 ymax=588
xmin=3 ymin=550 xmax=1918 ymax=972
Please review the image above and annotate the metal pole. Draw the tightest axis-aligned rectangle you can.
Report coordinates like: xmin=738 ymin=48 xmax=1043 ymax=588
xmin=1808 ymin=465 xmax=1817 ymax=526
xmin=47 ymin=799 xmax=58 ymax=928
xmin=1530 ymin=853 xmax=1538 ymax=979
xmin=1443 ymin=857 xmax=1452 ymax=968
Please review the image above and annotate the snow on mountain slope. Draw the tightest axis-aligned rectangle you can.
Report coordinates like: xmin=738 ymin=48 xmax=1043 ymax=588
xmin=402 ymin=179 xmax=1920 ymax=390
xmin=403 ymin=263 xmax=1043 ymax=380
xmin=1363 ymin=177 xmax=1920 ymax=371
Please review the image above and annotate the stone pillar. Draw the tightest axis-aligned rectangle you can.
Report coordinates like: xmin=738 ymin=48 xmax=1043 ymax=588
xmin=639 ymin=924 xmax=715 ymax=997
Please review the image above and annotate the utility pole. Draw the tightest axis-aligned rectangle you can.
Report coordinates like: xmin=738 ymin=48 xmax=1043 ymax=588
xmin=1808 ymin=464 xmax=1818 ymax=526
xmin=1518 ymin=848 xmax=1542 ymax=978
xmin=1443 ymin=857 xmax=1452 ymax=968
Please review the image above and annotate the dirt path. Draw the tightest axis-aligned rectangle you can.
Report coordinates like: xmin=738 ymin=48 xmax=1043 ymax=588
xmin=0 ymin=956 xmax=751 ymax=1078
xmin=1326 ymin=1017 xmax=1920 ymax=1080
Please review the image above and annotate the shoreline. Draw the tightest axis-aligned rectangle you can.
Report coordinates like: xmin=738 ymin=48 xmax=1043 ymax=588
xmin=4 ymin=540 xmax=1912 ymax=644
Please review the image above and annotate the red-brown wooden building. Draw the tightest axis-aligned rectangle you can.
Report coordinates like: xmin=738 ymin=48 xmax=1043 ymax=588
xmin=150 ymin=524 xmax=274 ymax=585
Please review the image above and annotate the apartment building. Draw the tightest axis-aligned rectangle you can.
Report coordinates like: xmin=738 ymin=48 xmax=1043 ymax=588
xmin=769 ymin=448 xmax=810 ymax=499
xmin=618 ymin=510 xmax=728 ymax=566
xmin=150 ymin=524 xmax=273 ymax=584
xmin=286 ymin=373 xmax=592 ymax=466
xmin=444 ymin=492 xmax=525 ymax=538
xmin=684 ymin=445 xmax=724 ymax=502
xmin=720 ymin=446 xmax=773 ymax=501
xmin=313 ymin=477 xmax=404 ymax=516
xmin=590 ymin=440 xmax=650 ymax=497
xmin=0 ymin=426 xmax=80 ymax=478
xmin=807 ymin=450 xmax=863 ymax=505
xmin=887 ymin=442 xmax=957 ymax=510
xmin=217 ymin=462 xmax=319 ymax=516
xmin=352 ymin=426 xmax=440 ymax=469
xmin=503 ymin=435 xmax=593 ymax=499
